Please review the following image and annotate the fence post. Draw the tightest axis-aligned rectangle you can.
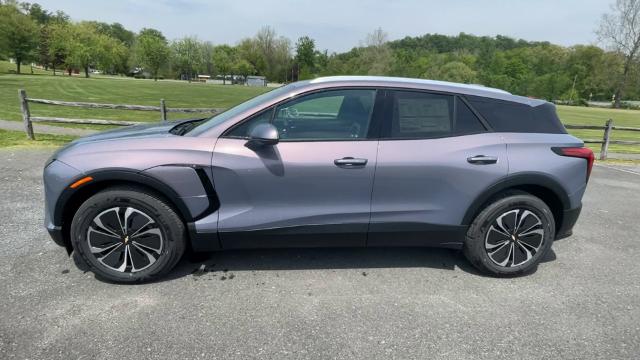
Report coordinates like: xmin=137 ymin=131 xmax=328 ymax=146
xmin=160 ymin=99 xmax=167 ymax=122
xmin=600 ymin=118 xmax=613 ymax=160
xmin=19 ymin=89 xmax=34 ymax=140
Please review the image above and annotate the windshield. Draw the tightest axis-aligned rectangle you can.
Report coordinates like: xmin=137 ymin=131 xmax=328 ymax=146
xmin=188 ymin=83 xmax=297 ymax=136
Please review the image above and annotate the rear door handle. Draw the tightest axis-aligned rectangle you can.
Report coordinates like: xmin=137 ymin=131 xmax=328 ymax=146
xmin=334 ymin=157 xmax=368 ymax=167
xmin=467 ymin=155 xmax=498 ymax=165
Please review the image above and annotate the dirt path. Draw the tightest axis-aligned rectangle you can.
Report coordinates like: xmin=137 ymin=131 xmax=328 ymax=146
xmin=0 ymin=119 xmax=97 ymax=137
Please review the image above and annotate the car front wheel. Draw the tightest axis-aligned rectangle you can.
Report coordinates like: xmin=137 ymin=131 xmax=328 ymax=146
xmin=70 ymin=187 xmax=186 ymax=283
xmin=463 ymin=193 xmax=555 ymax=276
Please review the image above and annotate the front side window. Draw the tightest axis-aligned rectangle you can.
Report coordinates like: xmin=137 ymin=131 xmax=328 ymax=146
xmin=273 ymin=89 xmax=377 ymax=141
xmin=189 ymin=83 xmax=297 ymax=136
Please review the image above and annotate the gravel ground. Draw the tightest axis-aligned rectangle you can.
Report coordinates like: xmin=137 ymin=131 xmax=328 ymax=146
xmin=1 ymin=148 xmax=639 ymax=360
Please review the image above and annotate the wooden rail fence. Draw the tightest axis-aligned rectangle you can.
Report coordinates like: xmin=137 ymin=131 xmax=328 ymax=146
xmin=17 ymin=89 xmax=640 ymax=159
xmin=18 ymin=89 xmax=224 ymax=140
xmin=565 ymin=119 xmax=640 ymax=160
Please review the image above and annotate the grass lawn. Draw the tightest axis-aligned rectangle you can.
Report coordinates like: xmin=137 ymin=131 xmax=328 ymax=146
xmin=0 ymin=129 xmax=76 ymax=148
xmin=0 ymin=66 xmax=269 ymax=126
xmin=0 ymin=60 xmax=59 ymax=76
xmin=557 ymin=105 xmax=640 ymax=154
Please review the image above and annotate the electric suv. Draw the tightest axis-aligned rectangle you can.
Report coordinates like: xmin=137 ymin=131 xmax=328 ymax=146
xmin=43 ymin=76 xmax=592 ymax=283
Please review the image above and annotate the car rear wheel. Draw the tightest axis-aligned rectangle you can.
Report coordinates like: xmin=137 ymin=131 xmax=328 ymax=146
xmin=70 ymin=187 xmax=186 ymax=283
xmin=463 ymin=193 xmax=555 ymax=276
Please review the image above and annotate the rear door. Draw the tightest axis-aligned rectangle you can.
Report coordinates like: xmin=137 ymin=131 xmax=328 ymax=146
xmin=369 ymin=89 xmax=508 ymax=247
xmin=212 ymin=88 xmax=383 ymax=248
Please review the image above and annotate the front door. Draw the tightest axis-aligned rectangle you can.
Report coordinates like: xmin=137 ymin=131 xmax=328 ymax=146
xmin=212 ymin=88 xmax=381 ymax=248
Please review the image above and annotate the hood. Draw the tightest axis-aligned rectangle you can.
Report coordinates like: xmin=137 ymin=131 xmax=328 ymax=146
xmin=47 ymin=119 xmax=207 ymax=167
xmin=67 ymin=118 xmax=207 ymax=144
xmin=71 ymin=122 xmax=177 ymax=144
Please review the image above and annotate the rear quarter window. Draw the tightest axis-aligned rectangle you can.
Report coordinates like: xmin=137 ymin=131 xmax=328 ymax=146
xmin=466 ymin=96 xmax=566 ymax=134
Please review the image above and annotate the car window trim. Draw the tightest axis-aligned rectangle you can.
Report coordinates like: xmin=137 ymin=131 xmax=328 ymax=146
xmin=458 ymin=95 xmax=493 ymax=131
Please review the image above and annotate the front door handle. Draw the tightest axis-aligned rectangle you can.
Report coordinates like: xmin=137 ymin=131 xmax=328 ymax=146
xmin=334 ymin=157 xmax=368 ymax=167
xmin=467 ymin=155 xmax=498 ymax=165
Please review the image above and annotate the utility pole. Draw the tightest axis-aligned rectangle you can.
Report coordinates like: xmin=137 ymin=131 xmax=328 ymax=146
xmin=569 ymin=74 xmax=577 ymax=103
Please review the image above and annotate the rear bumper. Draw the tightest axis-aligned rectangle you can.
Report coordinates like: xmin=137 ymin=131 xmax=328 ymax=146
xmin=556 ymin=205 xmax=582 ymax=240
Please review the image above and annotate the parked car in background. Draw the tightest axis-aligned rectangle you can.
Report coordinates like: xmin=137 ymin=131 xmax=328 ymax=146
xmin=43 ymin=76 xmax=592 ymax=283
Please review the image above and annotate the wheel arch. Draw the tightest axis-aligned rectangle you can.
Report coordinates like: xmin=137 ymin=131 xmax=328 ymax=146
xmin=55 ymin=169 xmax=197 ymax=252
xmin=462 ymin=172 xmax=570 ymax=236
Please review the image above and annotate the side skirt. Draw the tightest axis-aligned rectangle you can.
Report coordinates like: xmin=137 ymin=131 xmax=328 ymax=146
xmin=367 ymin=222 xmax=468 ymax=249
xmin=219 ymin=223 xmax=368 ymax=249
xmin=188 ymin=222 xmax=468 ymax=251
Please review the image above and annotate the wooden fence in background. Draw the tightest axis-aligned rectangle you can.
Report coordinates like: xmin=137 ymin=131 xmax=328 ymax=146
xmin=565 ymin=119 xmax=640 ymax=160
xmin=18 ymin=89 xmax=223 ymax=140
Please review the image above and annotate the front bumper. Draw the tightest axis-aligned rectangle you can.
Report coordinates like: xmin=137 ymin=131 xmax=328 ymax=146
xmin=556 ymin=205 xmax=582 ymax=240
xmin=43 ymin=160 xmax=83 ymax=250
xmin=46 ymin=223 xmax=66 ymax=247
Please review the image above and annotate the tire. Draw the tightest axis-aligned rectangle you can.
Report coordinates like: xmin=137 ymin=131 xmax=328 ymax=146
xmin=463 ymin=192 xmax=555 ymax=277
xmin=70 ymin=187 xmax=186 ymax=283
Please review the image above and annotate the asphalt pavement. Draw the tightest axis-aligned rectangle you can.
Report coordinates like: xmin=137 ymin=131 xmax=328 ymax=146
xmin=1 ymin=148 xmax=639 ymax=360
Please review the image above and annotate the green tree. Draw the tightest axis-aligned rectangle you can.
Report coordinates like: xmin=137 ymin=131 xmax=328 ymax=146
xmin=359 ymin=28 xmax=393 ymax=75
xmin=20 ymin=3 xmax=69 ymax=73
xmin=436 ymin=61 xmax=477 ymax=83
xmin=213 ymin=45 xmax=235 ymax=84
xmin=135 ymin=28 xmax=169 ymax=80
xmin=295 ymin=35 xmax=315 ymax=78
xmin=47 ymin=21 xmax=71 ymax=75
xmin=237 ymin=37 xmax=266 ymax=76
xmin=235 ymin=59 xmax=254 ymax=83
xmin=22 ymin=2 xmax=69 ymax=25
xmin=50 ymin=22 xmax=126 ymax=77
xmin=172 ymin=36 xmax=201 ymax=82
xmin=254 ymin=26 xmax=292 ymax=82
xmin=93 ymin=22 xmax=135 ymax=47
xmin=0 ymin=3 xmax=39 ymax=74
xmin=200 ymin=41 xmax=215 ymax=75
xmin=597 ymin=0 xmax=640 ymax=107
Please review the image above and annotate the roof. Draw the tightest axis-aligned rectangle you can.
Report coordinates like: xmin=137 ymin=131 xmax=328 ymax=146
xmin=305 ymin=76 xmax=545 ymax=106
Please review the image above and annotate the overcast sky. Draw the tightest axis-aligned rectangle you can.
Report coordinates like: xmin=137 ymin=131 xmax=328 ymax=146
xmin=34 ymin=0 xmax=611 ymax=52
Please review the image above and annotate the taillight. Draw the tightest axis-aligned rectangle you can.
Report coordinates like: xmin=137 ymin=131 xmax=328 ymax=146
xmin=552 ymin=147 xmax=595 ymax=182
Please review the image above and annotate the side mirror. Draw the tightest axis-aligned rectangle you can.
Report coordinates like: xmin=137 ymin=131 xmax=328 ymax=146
xmin=247 ymin=123 xmax=279 ymax=146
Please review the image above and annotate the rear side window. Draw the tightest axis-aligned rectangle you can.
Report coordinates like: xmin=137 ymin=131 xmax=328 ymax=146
xmin=466 ymin=96 xmax=566 ymax=134
xmin=392 ymin=91 xmax=453 ymax=138
xmin=384 ymin=90 xmax=485 ymax=139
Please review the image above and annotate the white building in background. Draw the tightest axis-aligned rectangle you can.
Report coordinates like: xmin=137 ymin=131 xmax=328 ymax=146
xmin=246 ymin=76 xmax=267 ymax=87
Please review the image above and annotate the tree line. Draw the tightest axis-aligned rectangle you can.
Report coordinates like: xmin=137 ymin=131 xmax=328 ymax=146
xmin=1 ymin=0 xmax=639 ymax=106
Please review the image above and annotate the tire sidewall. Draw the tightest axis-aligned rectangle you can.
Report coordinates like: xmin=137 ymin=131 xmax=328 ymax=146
xmin=70 ymin=189 xmax=184 ymax=283
xmin=466 ymin=195 xmax=555 ymax=276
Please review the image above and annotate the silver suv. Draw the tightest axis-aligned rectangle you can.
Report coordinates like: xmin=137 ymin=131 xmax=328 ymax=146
xmin=43 ymin=76 xmax=593 ymax=283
